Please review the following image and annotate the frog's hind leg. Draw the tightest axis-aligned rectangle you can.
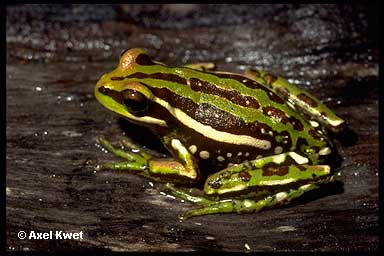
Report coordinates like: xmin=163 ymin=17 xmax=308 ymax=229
xmin=166 ymin=152 xmax=333 ymax=220
xmin=179 ymin=183 xmax=320 ymax=220
xmin=244 ymin=69 xmax=345 ymax=132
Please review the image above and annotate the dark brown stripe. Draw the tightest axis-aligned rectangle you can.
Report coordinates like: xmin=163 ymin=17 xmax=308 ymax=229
xmin=297 ymin=93 xmax=318 ymax=107
xmin=150 ymin=87 xmax=271 ymax=139
xmin=110 ymin=76 xmax=125 ymax=81
xmin=189 ymin=77 xmax=260 ymax=109
xmin=98 ymin=86 xmax=124 ymax=105
xmin=213 ymin=72 xmax=269 ymax=91
xmin=262 ymin=106 xmax=304 ymax=131
xmin=126 ymin=72 xmax=187 ymax=85
xmin=213 ymin=72 xmax=285 ymax=104
xmin=135 ymin=54 xmax=156 ymax=65
xmin=98 ymin=86 xmax=174 ymax=131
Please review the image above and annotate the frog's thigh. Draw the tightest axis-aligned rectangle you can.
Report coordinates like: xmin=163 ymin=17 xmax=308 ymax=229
xmin=204 ymin=152 xmax=330 ymax=195
xmin=244 ymin=68 xmax=344 ymax=132
xmin=183 ymin=62 xmax=216 ymax=71
xmin=180 ymin=183 xmax=320 ymax=220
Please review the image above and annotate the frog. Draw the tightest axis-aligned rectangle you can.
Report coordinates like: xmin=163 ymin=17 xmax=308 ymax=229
xmin=94 ymin=48 xmax=345 ymax=220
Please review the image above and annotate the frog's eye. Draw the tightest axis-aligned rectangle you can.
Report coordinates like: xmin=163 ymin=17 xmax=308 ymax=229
xmin=120 ymin=48 xmax=129 ymax=58
xmin=121 ymin=89 xmax=149 ymax=116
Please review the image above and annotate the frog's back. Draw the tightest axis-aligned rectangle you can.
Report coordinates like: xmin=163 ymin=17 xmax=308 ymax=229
xmin=104 ymin=49 xmax=330 ymax=169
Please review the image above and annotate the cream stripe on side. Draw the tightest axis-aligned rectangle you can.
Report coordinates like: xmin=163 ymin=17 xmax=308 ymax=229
xmin=129 ymin=115 xmax=167 ymax=126
xmin=153 ymin=96 xmax=272 ymax=150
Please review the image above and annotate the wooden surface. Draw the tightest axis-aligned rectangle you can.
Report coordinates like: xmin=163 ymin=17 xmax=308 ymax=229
xmin=6 ymin=4 xmax=379 ymax=252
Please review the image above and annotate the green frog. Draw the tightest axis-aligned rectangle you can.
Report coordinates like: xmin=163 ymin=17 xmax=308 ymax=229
xmin=94 ymin=48 xmax=345 ymax=220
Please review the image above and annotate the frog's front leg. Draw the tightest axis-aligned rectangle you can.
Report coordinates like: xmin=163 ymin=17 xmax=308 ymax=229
xmin=96 ymin=136 xmax=199 ymax=183
xmin=166 ymin=152 xmax=333 ymax=220
xmin=244 ymin=69 xmax=345 ymax=132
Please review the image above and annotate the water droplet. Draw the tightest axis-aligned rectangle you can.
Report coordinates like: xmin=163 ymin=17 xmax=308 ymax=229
xmin=35 ymin=86 xmax=42 ymax=91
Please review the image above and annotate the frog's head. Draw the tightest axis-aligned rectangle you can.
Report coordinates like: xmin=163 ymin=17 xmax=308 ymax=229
xmin=95 ymin=48 xmax=168 ymax=128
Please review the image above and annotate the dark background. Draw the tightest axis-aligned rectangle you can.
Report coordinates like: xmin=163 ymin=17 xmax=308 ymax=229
xmin=6 ymin=4 xmax=379 ymax=252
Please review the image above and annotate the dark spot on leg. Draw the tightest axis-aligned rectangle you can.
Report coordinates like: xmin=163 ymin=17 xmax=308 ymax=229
xmin=208 ymin=179 xmax=222 ymax=189
xmin=276 ymin=87 xmax=290 ymax=100
xmin=297 ymin=93 xmax=318 ymax=108
xmin=309 ymin=128 xmax=323 ymax=140
xmin=262 ymin=165 xmax=289 ymax=176
xmin=239 ymin=170 xmax=251 ymax=182
xmin=297 ymin=165 xmax=306 ymax=171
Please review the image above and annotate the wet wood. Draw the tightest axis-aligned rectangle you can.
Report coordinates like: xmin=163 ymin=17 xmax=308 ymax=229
xmin=6 ymin=4 xmax=378 ymax=252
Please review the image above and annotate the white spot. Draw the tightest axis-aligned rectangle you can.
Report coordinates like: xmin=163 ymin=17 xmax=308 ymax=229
xmin=243 ymin=199 xmax=253 ymax=208
xmin=261 ymin=128 xmax=265 ymax=134
xmin=288 ymin=152 xmax=309 ymax=165
xmin=217 ymin=156 xmax=225 ymax=162
xmin=153 ymin=97 xmax=271 ymax=149
xmin=242 ymin=79 xmax=248 ymax=83
xmin=244 ymin=243 xmax=251 ymax=251
xmin=274 ymin=146 xmax=283 ymax=154
xmin=237 ymin=152 xmax=243 ymax=156
xmin=256 ymin=155 xmax=263 ymax=159
xmin=276 ymin=192 xmax=288 ymax=201
xmin=199 ymin=151 xmax=210 ymax=159
xmin=188 ymin=145 xmax=197 ymax=154
xmin=245 ymin=152 xmax=250 ymax=157
xmin=318 ymin=147 xmax=331 ymax=156
xmin=268 ymin=131 xmax=273 ymax=136
xmin=245 ymin=100 xmax=250 ymax=105
xmin=226 ymin=152 xmax=232 ymax=158
xmin=171 ymin=139 xmax=188 ymax=155
xmin=287 ymin=101 xmax=295 ymax=109
xmin=309 ymin=120 xmax=319 ymax=127
xmin=299 ymin=184 xmax=313 ymax=191
xmin=328 ymin=118 xmax=344 ymax=127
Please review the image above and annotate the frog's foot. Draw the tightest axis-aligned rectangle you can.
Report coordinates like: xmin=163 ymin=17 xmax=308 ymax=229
xmin=183 ymin=62 xmax=216 ymax=71
xmin=244 ymin=69 xmax=345 ymax=132
xmin=95 ymin=136 xmax=199 ymax=183
xmin=95 ymin=136 xmax=150 ymax=172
